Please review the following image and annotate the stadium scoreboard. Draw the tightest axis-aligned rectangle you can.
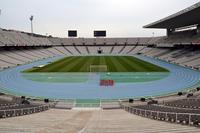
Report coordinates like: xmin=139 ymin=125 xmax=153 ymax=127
xmin=94 ymin=30 xmax=106 ymax=37
xmin=68 ymin=30 xmax=77 ymax=37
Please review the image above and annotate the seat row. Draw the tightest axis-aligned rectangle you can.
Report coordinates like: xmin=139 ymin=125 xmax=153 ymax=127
xmin=121 ymin=104 xmax=200 ymax=127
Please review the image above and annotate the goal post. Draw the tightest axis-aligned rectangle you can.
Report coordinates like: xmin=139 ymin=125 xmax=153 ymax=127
xmin=90 ymin=65 xmax=108 ymax=72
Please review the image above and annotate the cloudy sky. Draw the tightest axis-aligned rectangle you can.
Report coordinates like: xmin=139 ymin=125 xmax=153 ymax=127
xmin=0 ymin=0 xmax=199 ymax=37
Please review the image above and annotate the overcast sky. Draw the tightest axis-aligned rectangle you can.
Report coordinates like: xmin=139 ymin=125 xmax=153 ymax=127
xmin=0 ymin=0 xmax=199 ymax=37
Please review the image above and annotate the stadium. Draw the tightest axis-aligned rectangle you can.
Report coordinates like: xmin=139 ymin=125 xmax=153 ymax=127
xmin=0 ymin=1 xmax=200 ymax=132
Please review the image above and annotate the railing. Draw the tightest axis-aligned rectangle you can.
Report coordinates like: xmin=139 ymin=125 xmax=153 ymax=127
xmin=121 ymin=104 xmax=200 ymax=126
xmin=0 ymin=105 xmax=49 ymax=119
xmin=75 ymin=103 xmax=100 ymax=108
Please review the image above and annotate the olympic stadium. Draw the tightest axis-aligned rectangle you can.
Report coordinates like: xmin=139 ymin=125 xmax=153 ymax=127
xmin=0 ymin=1 xmax=200 ymax=133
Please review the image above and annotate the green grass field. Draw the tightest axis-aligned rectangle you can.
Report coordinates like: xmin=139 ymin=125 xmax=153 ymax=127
xmin=24 ymin=56 xmax=169 ymax=72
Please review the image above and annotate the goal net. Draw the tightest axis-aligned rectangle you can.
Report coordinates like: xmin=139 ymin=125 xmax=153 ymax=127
xmin=90 ymin=65 xmax=108 ymax=72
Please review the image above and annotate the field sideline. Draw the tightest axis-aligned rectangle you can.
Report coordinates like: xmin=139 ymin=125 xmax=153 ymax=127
xmin=24 ymin=56 xmax=169 ymax=72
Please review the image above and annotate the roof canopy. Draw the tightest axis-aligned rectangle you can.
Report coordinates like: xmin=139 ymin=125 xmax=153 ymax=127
xmin=144 ymin=2 xmax=200 ymax=29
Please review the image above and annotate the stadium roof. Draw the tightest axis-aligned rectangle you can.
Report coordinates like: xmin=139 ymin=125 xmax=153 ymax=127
xmin=144 ymin=2 xmax=200 ymax=29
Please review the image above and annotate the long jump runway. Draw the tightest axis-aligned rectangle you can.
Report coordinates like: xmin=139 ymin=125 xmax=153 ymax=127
xmin=0 ymin=55 xmax=200 ymax=99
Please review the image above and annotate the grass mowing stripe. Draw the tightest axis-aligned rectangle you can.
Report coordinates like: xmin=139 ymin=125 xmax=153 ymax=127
xmin=24 ymin=56 xmax=169 ymax=72
xmin=78 ymin=56 xmax=94 ymax=72
xmin=117 ymin=56 xmax=141 ymax=72
xmin=50 ymin=57 xmax=80 ymax=72
xmin=27 ymin=56 xmax=74 ymax=72
xmin=127 ymin=56 xmax=151 ymax=70
xmin=42 ymin=57 xmax=76 ymax=72
xmin=126 ymin=56 xmax=168 ymax=72
xmin=100 ymin=56 xmax=106 ymax=65
xmin=65 ymin=56 xmax=89 ymax=72
xmin=105 ymin=56 xmax=118 ymax=72
xmin=121 ymin=56 xmax=147 ymax=71
xmin=67 ymin=57 xmax=86 ymax=72
xmin=92 ymin=56 xmax=100 ymax=65
xmin=111 ymin=56 xmax=127 ymax=72
xmin=58 ymin=56 xmax=83 ymax=72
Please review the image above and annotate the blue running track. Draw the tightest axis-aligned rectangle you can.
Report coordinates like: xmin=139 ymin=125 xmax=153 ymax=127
xmin=0 ymin=55 xmax=200 ymax=100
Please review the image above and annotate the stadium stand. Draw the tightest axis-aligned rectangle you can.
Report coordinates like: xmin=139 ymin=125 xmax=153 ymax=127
xmin=164 ymin=99 xmax=200 ymax=109
xmin=1 ymin=28 xmax=200 ymax=70
xmin=0 ymin=1 xmax=200 ymax=132
xmin=0 ymin=109 xmax=199 ymax=133
xmin=117 ymin=2 xmax=200 ymax=129
xmin=0 ymin=95 xmax=49 ymax=119
xmin=120 ymin=91 xmax=200 ymax=127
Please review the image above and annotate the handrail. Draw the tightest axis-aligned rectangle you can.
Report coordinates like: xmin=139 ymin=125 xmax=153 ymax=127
xmin=0 ymin=105 xmax=49 ymax=112
xmin=121 ymin=104 xmax=200 ymax=116
xmin=154 ymin=104 xmax=200 ymax=111
xmin=121 ymin=105 xmax=200 ymax=125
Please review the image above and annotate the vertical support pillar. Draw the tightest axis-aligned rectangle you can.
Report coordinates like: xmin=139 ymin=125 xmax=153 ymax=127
xmin=197 ymin=24 xmax=200 ymax=35
xmin=4 ymin=110 xmax=6 ymax=118
xmin=189 ymin=114 xmax=191 ymax=125
xmin=21 ymin=109 xmax=23 ymax=115
xmin=157 ymin=112 xmax=159 ymax=120
xmin=13 ymin=109 xmax=16 ymax=117
xmin=167 ymin=28 xmax=175 ymax=36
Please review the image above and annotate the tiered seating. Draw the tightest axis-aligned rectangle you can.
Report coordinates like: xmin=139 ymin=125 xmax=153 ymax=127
xmin=139 ymin=47 xmax=153 ymax=54
xmin=1 ymin=27 xmax=200 ymax=70
xmin=138 ymin=37 xmax=151 ymax=44
xmin=165 ymin=99 xmax=200 ymax=109
xmin=127 ymin=38 xmax=138 ymax=44
xmin=120 ymin=46 xmax=135 ymax=54
xmin=157 ymin=30 xmax=200 ymax=45
xmin=76 ymin=46 xmax=88 ymax=54
xmin=140 ymin=46 xmax=200 ymax=69
xmin=115 ymin=38 xmax=127 ymax=45
xmin=72 ymin=38 xmax=83 ymax=45
xmin=87 ymin=46 xmax=113 ymax=54
xmin=148 ymin=37 xmax=162 ymax=45
xmin=0 ymin=98 xmax=49 ymax=119
xmin=84 ymin=109 xmax=199 ymax=132
xmin=95 ymin=38 xmax=105 ymax=45
xmin=121 ymin=98 xmax=200 ymax=126
xmin=112 ymin=46 xmax=124 ymax=54
xmin=105 ymin=38 xmax=116 ymax=45
xmin=85 ymin=38 xmax=95 ymax=45
xmin=0 ymin=30 xmax=14 ymax=45
xmin=87 ymin=46 xmax=97 ymax=54
xmin=53 ymin=46 xmax=71 ymax=55
xmin=129 ymin=46 xmax=146 ymax=54
xmin=48 ymin=37 xmax=158 ymax=46
xmin=1 ymin=109 xmax=197 ymax=132
xmin=0 ymin=53 xmax=22 ymax=65
xmin=133 ymin=104 xmax=200 ymax=114
xmin=64 ymin=46 xmax=80 ymax=55
xmin=0 ymin=29 xmax=52 ymax=46
xmin=0 ymin=47 xmax=66 ymax=69
xmin=180 ymin=51 xmax=200 ymax=63
xmin=46 ymin=47 xmax=64 ymax=56
xmin=48 ymin=37 xmax=62 ymax=45
xmin=105 ymin=46 xmax=113 ymax=54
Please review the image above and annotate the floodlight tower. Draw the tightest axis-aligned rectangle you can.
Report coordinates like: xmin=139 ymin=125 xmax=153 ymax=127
xmin=30 ymin=15 xmax=34 ymax=35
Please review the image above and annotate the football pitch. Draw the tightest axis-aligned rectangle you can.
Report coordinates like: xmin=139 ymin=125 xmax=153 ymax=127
xmin=24 ymin=56 xmax=169 ymax=72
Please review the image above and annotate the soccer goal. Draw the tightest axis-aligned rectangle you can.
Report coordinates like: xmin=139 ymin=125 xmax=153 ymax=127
xmin=90 ymin=65 xmax=108 ymax=72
